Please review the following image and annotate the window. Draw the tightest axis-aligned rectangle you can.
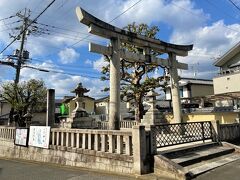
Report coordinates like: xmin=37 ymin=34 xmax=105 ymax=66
xmin=179 ymin=87 xmax=183 ymax=98
xmin=82 ymin=102 xmax=86 ymax=109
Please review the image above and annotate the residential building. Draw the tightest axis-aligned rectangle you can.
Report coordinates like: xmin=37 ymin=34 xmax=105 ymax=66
xmin=165 ymin=77 xmax=214 ymax=102
xmin=213 ymin=42 xmax=240 ymax=94
xmin=213 ymin=42 xmax=240 ymax=108
xmin=61 ymin=95 xmax=95 ymax=115
xmin=95 ymin=96 xmax=131 ymax=120
xmin=0 ymin=98 xmax=62 ymax=125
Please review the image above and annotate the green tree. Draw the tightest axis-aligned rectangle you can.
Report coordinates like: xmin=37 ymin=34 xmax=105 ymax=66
xmin=101 ymin=22 xmax=166 ymax=122
xmin=1 ymin=79 xmax=47 ymax=127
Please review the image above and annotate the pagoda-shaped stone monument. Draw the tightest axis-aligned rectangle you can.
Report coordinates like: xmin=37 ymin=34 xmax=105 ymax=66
xmin=141 ymin=90 xmax=164 ymax=125
xmin=62 ymin=83 xmax=95 ymax=129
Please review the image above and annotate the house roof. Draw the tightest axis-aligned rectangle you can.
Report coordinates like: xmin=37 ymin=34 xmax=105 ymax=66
xmin=179 ymin=78 xmax=213 ymax=86
xmin=95 ymin=96 xmax=109 ymax=103
xmin=213 ymin=41 xmax=240 ymax=67
xmin=62 ymin=95 xmax=95 ymax=103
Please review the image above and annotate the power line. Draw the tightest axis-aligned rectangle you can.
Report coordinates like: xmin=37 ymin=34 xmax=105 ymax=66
xmin=37 ymin=22 xmax=89 ymax=35
xmin=56 ymin=0 xmax=69 ymax=10
xmin=0 ymin=15 xmax=16 ymax=22
xmin=70 ymin=0 xmax=143 ymax=47
xmin=23 ymin=64 xmax=101 ymax=79
xmin=204 ymin=0 xmax=239 ymax=20
xmin=170 ymin=1 xmax=240 ymax=34
xmin=0 ymin=0 xmax=56 ymax=54
xmin=0 ymin=20 xmax=21 ymax=27
xmin=19 ymin=0 xmax=143 ymax=61
xmin=227 ymin=0 xmax=240 ymax=12
xmin=109 ymin=0 xmax=143 ymax=23
xmin=30 ymin=58 xmax=94 ymax=69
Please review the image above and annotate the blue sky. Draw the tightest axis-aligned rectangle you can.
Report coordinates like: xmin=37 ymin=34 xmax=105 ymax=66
xmin=0 ymin=0 xmax=240 ymax=99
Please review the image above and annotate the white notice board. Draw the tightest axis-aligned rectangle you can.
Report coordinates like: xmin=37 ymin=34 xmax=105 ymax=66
xmin=15 ymin=128 xmax=29 ymax=147
xmin=28 ymin=126 xmax=51 ymax=149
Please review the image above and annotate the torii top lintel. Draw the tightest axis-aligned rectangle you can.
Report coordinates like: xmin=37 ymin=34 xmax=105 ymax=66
xmin=76 ymin=7 xmax=193 ymax=57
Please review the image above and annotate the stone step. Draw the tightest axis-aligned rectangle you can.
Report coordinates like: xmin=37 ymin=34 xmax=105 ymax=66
xmin=170 ymin=146 xmax=235 ymax=166
xmin=159 ymin=142 xmax=219 ymax=158
xmin=185 ymin=153 xmax=240 ymax=178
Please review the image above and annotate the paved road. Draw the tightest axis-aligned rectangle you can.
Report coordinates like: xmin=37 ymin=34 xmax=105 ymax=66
xmin=1 ymin=157 xmax=240 ymax=180
xmin=0 ymin=158 xmax=134 ymax=180
xmin=195 ymin=159 xmax=240 ymax=180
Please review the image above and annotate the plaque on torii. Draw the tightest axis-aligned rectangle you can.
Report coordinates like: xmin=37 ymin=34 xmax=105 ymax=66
xmin=76 ymin=7 xmax=193 ymax=130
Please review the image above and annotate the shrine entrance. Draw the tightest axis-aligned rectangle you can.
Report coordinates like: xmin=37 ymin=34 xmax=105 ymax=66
xmin=76 ymin=7 xmax=193 ymax=129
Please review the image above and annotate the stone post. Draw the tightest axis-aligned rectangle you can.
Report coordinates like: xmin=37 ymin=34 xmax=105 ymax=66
xmin=46 ymin=89 xmax=55 ymax=127
xmin=109 ymin=37 xmax=120 ymax=130
xmin=141 ymin=90 xmax=163 ymax=125
xmin=132 ymin=125 xmax=148 ymax=174
xmin=211 ymin=120 xmax=220 ymax=142
xmin=169 ymin=53 xmax=182 ymax=123
xmin=145 ymin=125 xmax=157 ymax=155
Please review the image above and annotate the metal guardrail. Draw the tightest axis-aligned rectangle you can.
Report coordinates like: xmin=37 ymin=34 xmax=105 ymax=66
xmin=220 ymin=123 xmax=240 ymax=141
xmin=0 ymin=113 xmax=9 ymax=119
xmin=154 ymin=121 xmax=213 ymax=148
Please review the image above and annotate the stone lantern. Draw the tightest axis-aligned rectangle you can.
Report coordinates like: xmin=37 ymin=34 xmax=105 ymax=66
xmin=141 ymin=90 xmax=163 ymax=125
xmin=71 ymin=83 xmax=89 ymax=118
xmin=62 ymin=83 xmax=95 ymax=129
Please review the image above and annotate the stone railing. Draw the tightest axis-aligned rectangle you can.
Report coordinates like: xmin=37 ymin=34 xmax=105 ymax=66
xmin=0 ymin=126 xmax=15 ymax=141
xmin=219 ymin=123 xmax=240 ymax=141
xmin=96 ymin=121 xmax=109 ymax=130
xmin=50 ymin=128 xmax=133 ymax=156
xmin=120 ymin=120 xmax=138 ymax=129
xmin=0 ymin=125 xmax=153 ymax=174
xmin=97 ymin=120 xmax=138 ymax=130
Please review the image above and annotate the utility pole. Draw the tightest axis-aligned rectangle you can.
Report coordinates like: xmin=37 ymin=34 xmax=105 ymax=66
xmin=0 ymin=1 xmax=56 ymax=127
xmin=14 ymin=9 xmax=29 ymax=84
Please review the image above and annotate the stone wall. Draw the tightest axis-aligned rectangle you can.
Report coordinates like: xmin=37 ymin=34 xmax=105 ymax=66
xmin=0 ymin=139 xmax=133 ymax=174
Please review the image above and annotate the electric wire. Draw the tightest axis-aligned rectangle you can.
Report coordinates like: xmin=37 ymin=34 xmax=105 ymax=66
xmin=171 ymin=1 xmax=240 ymax=34
xmin=23 ymin=64 xmax=101 ymax=79
xmin=227 ymin=0 xmax=240 ymax=12
xmin=70 ymin=0 xmax=143 ymax=47
xmin=20 ymin=0 xmax=143 ymax=60
xmin=0 ymin=15 xmax=16 ymax=22
xmin=204 ymin=0 xmax=239 ymax=20
xmin=0 ymin=0 xmax=56 ymax=54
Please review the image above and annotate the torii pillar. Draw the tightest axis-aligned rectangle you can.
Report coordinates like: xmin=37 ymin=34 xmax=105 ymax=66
xmin=109 ymin=38 xmax=121 ymax=130
xmin=169 ymin=53 xmax=182 ymax=123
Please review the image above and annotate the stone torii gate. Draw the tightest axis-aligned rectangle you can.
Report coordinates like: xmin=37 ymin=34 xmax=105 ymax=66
xmin=76 ymin=7 xmax=193 ymax=130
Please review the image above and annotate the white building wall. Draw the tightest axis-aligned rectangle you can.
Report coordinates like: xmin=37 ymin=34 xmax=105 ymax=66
xmin=213 ymin=73 xmax=240 ymax=94
xmin=183 ymin=87 xmax=189 ymax=98
xmin=165 ymin=89 xmax=172 ymax=100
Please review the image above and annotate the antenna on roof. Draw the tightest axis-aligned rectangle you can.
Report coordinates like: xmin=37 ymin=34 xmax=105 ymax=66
xmin=192 ymin=62 xmax=199 ymax=79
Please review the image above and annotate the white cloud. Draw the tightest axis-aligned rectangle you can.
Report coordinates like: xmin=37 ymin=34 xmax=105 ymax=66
xmin=58 ymin=48 xmax=80 ymax=64
xmin=1 ymin=0 xmax=240 ymax=92
xmin=20 ymin=61 xmax=108 ymax=99
xmin=93 ymin=56 xmax=108 ymax=72
xmin=171 ymin=20 xmax=240 ymax=79
xmin=101 ymin=0 xmax=208 ymax=32
xmin=84 ymin=59 xmax=92 ymax=65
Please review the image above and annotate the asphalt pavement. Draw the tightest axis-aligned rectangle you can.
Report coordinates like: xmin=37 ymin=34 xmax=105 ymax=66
xmin=1 ymin=157 xmax=240 ymax=180
xmin=0 ymin=158 xmax=134 ymax=180
xmin=195 ymin=159 xmax=240 ymax=180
